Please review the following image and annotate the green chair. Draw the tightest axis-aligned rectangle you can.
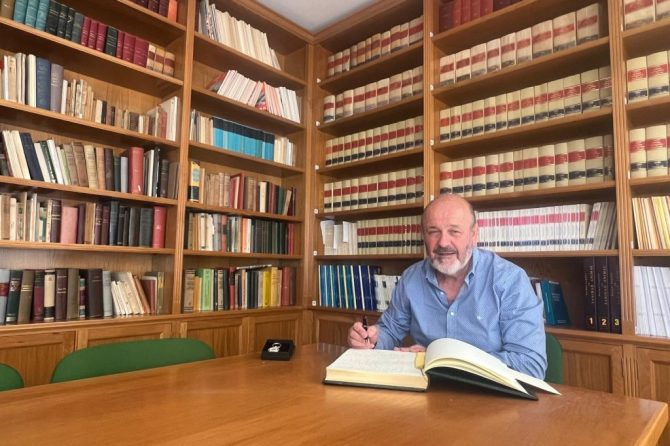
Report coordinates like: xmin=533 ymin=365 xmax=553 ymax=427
xmin=0 ymin=363 xmax=24 ymax=391
xmin=545 ymin=332 xmax=564 ymax=384
xmin=51 ymin=338 xmax=215 ymax=383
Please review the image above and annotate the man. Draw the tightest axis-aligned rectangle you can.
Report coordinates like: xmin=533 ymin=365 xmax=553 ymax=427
xmin=348 ymin=194 xmax=547 ymax=379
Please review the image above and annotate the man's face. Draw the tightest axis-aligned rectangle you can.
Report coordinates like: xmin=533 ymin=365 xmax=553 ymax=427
xmin=423 ymin=200 xmax=478 ymax=278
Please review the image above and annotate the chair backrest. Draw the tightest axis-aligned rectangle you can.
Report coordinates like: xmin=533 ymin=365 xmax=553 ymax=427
xmin=51 ymin=338 xmax=215 ymax=383
xmin=0 ymin=363 xmax=24 ymax=391
xmin=545 ymin=332 xmax=564 ymax=384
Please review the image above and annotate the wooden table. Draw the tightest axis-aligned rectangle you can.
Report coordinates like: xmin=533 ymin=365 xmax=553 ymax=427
xmin=0 ymin=344 xmax=666 ymax=445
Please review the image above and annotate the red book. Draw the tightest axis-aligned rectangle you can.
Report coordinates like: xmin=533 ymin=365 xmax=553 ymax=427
xmin=32 ymin=270 xmax=45 ymax=322
xmin=126 ymin=146 xmax=145 ymax=195
xmin=461 ymin=0 xmax=471 ymax=23
xmin=167 ymin=0 xmax=178 ymax=21
xmin=471 ymin=0 xmax=481 ymax=20
xmin=59 ymin=206 xmax=78 ymax=244
xmin=481 ymin=0 xmax=494 ymax=15
xmin=95 ymin=23 xmax=108 ymax=52
xmin=122 ymin=34 xmax=136 ymax=63
xmin=87 ymin=20 xmax=99 ymax=49
xmin=151 ymin=206 xmax=167 ymax=248
xmin=80 ymin=16 xmax=91 ymax=47
xmin=133 ymin=38 xmax=149 ymax=68
xmin=452 ymin=0 xmax=462 ymax=27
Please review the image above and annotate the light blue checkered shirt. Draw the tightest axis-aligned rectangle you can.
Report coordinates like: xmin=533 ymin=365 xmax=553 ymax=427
xmin=376 ymin=248 xmax=547 ymax=378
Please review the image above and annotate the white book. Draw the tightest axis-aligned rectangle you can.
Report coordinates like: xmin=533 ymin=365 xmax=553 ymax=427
xmin=500 ymin=32 xmax=516 ymax=68
xmin=658 ymin=0 xmax=670 ymax=20
xmin=567 ymin=138 xmax=586 ymax=185
xmin=471 ymin=43 xmax=487 ymax=78
xmin=439 ymin=54 xmax=455 ymax=85
xmin=33 ymin=142 xmax=51 ymax=183
xmin=629 ymin=127 xmax=647 ymax=178
xmin=46 ymin=139 xmax=65 ymax=185
xmin=576 ymin=3 xmax=602 ymax=43
xmin=515 ymin=28 xmax=532 ymax=64
xmin=563 ymin=74 xmax=582 ymax=115
xmin=646 ymin=51 xmax=670 ymax=98
xmin=584 ymin=135 xmax=605 ymax=183
xmin=486 ymin=38 xmax=501 ymax=73
xmin=538 ymin=144 xmax=555 ymax=189
xmin=624 ymin=0 xmax=655 ymax=29
xmin=547 ymin=79 xmax=565 ymax=119
xmin=581 ymin=69 xmax=601 ymax=111
xmin=531 ymin=20 xmax=553 ymax=59
xmin=644 ymin=124 xmax=668 ymax=177
xmin=534 ymin=83 xmax=548 ymax=121
xmin=10 ymin=130 xmax=31 ymax=179
xmin=553 ymin=12 xmax=576 ymax=52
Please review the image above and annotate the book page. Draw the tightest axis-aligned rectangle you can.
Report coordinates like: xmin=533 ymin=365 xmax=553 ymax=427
xmin=424 ymin=338 xmax=526 ymax=394
xmin=510 ymin=369 xmax=561 ymax=395
xmin=328 ymin=349 xmax=423 ymax=377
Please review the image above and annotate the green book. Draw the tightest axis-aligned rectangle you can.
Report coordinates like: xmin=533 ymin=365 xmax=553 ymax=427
xmin=70 ymin=11 xmax=83 ymax=43
xmin=34 ymin=0 xmax=48 ymax=30
xmin=45 ymin=0 xmax=60 ymax=35
xmin=23 ymin=0 xmax=38 ymax=27
xmin=105 ymin=26 xmax=118 ymax=56
xmin=5 ymin=270 xmax=23 ymax=324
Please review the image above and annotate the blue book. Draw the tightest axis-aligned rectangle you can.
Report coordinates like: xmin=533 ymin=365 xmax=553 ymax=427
xmin=336 ymin=264 xmax=346 ymax=309
xmin=18 ymin=132 xmax=44 ymax=181
xmin=369 ymin=266 xmax=381 ymax=311
xmin=23 ymin=0 xmax=38 ymax=27
xmin=540 ymin=280 xmax=570 ymax=326
xmin=12 ymin=0 xmax=28 ymax=23
xmin=34 ymin=0 xmax=50 ymax=31
xmin=35 ymin=56 xmax=51 ymax=110
xmin=352 ymin=265 xmax=363 ymax=310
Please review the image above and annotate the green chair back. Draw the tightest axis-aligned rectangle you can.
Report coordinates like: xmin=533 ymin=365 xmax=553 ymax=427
xmin=0 ymin=363 xmax=24 ymax=391
xmin=545 ymin=332 xmax=564 ymax=384
xmin=51 ymin=338 xmax=215 ymax=383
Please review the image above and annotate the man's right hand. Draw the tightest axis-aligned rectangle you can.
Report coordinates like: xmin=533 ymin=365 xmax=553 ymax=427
xmin=348 ymin=322 xmax=378 ymax=349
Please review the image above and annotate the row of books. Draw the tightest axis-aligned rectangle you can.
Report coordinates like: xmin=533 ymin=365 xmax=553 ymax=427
xmin=438 ymin=0 xmax=518 ymax=32
xmin=323 ymin=67 xmax=423 ymax=123
xmin=320 ymin=216 xmax=424 ymax=256
xmin=189 ymin=111 xmax=296 ymax=166
xmin=317 ymin=264 xmax=381 ymax=312
xmin=182 ymin=265 xmax=296 ymax=313
xmin=439 ymin=135 xmax=615 ymax=196
xmin=0 ymin=53 xmax=179 ymax=141
xmin=197 ymin=0 xmax=280 ymax=70
xmin=6 ymin=0 xmax=176 ymax=77
xmin=634 ymin=265 xmax=670 ymax=338
xmin=439 ymin=3 xmax=602 ymax=87
xmin=529 ymin=278 xmax=570 ymax=327
xmin=207 ymin=70 xmax=300 ymax=123
xmin=624 ymin=0 xmax=670 ymax=30
xmin=324 ymin=116 xmax=424 ymax=167
xmin=627 ymin=50 xmax=670 ymax=102
xmin=185 ymin=213 xmax=295 ymax=255
xmin=584 ymin=257 xmax=621 ymax=333
xmin=629 ymin=124 xmax=670 ymax=179
xmin=323 ymin=167 xmax=425 ymax=213
xmin=190 ymin=167 xmax=296 ymax=217
xmin=0 ymin=268 xmax=165 ymax=325
xmin=632 ymin=195 xmax=670 ymax=250
xmin=128 ymin=0 xmax=178 ymax=22
xmin=0 ymin=130 xmax=179 ymax=199
xmin=475 ymin=202 xmax=617 ymax=252
xmin=326 ymin=16 xmax=423 ymax=78
xmin=439 ymin=68 xmax=612 ymax=142
xmin=0 ymin=192 xmax=167 ymax=248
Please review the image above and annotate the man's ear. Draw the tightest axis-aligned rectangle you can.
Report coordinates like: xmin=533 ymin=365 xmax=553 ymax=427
xmin=471 ymin=223 xmax=479 ymax=244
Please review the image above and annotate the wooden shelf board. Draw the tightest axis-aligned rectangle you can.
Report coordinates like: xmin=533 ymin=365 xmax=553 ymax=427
xmin=626 ymin=94 xmax=670 ymax=128
xmin=318 ymin=94 xmax=423 ymax=136
xmin=0 ymin=241 xmax=174 ymax=254
xmin=432 ymin=108 xmax=613 ymax=157
xmin=318 ymin=43 xmax=424 ymax=94
xmin=190 ymin=86 xmax=304 ymax=136
xmin=0 ymin=18 xmax=183 ymax=98
xmin=193 ymin=34 xmax=306 ymax=91
xmin=630 ymin=176 xmax=670 ymax=196
xmin=0 ymin=176 xmax=179 ymax=206
xmin=186 ymin=202 xmax=302 ymax=223
xmin=307 ymin=306 xmax=383 ymax=316
xmin=183 ymin=251 xmax=302 ymax=260
xmin=622 ymin=16 xmax=670 ymax=58
xmin=432 ymin=0 xmax=606 ymax=54
xmin=188 ymin=141 xmax=303 ymax=178
xmin=467 ymin=181 xmax=617 ymax=210
xmin=0 ymin=100 xmax=180 ymax=150
xmin=317 ymin=147 xmax=424 ymax=178
xmin=433 ymin=37 xmax=610 ymax=105
xmin=318 ymin=202 xmax=424 ymax=221
xmin=633 ymin=249 xmax=670 ymax=257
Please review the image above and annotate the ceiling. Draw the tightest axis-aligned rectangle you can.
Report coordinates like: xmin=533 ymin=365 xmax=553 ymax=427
xmin=255 ymin=0 xmax=378 ymax=34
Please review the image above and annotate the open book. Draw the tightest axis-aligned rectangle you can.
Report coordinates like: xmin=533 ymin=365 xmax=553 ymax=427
xmin=324 ymin=338 xmax=560 ymax=400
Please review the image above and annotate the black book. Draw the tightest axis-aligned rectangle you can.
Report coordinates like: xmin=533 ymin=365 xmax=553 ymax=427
xmin=75 ymin=203 xmax=86 ymax=244
xmin=81 ymin=269 xmax=103 ymax=319
xmin=71 ymin=12 xmax=84 ymax=44
xmin=5 ymin=270 xmax=23 ymax=324
xmin=108 ymin=200 xmax=119 ymax=246
xmin=64 ymin=6 xmax=75 ymax=40
xmin=127 ymin=206 xmax=140 ymax=246
xmin=54 ymin=268 xmax=68 ymax=321
xmin=100 ymin=203 xmax=110 ymax=246
xmin=113 ymin=155 xmax=121 ymax=192
xmin=45 ymin=1 xmax=61 ymax=35
xmin=18 ymin=132 xmax=44 ymax=181
xmin=138 ymin=207 xmax=153 ymax=247
xmin=55 ymin=4 xmax=68 ymax=38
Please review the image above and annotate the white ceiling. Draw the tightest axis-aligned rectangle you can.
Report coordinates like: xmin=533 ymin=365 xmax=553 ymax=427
xmin=256 ymin=0 xmax=378 ymax=33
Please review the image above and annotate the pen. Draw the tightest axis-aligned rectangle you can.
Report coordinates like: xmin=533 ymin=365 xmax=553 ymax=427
xmin=362 ymin=315 xmax=369 ymax=344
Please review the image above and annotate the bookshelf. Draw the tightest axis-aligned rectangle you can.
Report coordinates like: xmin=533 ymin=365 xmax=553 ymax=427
xmin=0 ymin=0 xmax=308 ymax=386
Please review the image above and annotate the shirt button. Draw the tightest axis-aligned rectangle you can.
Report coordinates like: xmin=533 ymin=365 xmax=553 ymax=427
xmin=477 ymin=315 xmax=482 ymax=320
xmin=450 ymin=312 xmax=455 ymax=316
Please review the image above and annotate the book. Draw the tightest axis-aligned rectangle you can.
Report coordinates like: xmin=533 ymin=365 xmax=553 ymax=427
xmin=324 ymin=338 xmax=560 ymax=400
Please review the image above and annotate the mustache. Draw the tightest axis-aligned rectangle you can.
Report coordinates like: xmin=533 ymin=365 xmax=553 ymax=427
xmin=433 ymin=247 xmax=457 ymax=255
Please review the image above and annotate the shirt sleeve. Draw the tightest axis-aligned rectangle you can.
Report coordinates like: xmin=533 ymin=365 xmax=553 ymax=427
xmin=491 ymin=265 xmax=547 ymax=379
xmin=375 ymin=271 xmax=414 ymax=350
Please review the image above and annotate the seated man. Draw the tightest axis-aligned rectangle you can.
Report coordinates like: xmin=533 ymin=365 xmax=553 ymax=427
xmin=348 ymin=194 xmax=547 ymax=379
